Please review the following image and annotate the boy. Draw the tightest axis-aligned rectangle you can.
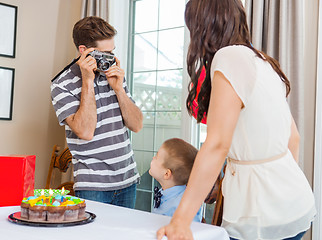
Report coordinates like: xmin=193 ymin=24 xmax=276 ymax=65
xmin=149 ymin=138 xmax=202 ymax=222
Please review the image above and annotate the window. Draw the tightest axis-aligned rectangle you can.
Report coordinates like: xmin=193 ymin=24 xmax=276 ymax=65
xmin=128 ymin=0 xmax=186 ymax=212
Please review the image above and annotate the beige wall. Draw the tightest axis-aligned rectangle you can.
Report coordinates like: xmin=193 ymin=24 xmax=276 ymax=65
xmin=0 ymin=0 xmax=81 ymax=188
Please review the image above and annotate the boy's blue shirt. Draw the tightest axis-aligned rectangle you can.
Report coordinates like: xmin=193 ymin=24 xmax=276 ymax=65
xmin=152 ymin=185 xmax=203 ymax=222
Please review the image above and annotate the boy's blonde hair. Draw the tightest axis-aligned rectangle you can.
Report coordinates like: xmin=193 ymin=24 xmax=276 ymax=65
xmin=162 ymin=138 xmax=198 ymax=185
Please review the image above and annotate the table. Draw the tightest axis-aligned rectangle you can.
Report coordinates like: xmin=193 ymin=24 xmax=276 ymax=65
xmin=0 ymin=200 xmax=229 ymax=240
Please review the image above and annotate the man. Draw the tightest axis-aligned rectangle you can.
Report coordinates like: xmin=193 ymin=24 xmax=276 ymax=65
xmin=51 ymin=16 xmax=143 ymax=209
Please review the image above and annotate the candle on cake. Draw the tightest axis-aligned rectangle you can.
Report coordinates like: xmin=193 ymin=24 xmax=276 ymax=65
xmin=49 ymin=188 xmax=54 ymax=204
xmin=40 ymin=189 xmax=45 ymax=203
xmin=61 ymin=187 xmax=65 ymax=202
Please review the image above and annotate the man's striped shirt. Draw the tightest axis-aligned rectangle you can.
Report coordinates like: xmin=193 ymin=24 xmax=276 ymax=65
xmin=51 ymin=63 xmax=139 ymax=191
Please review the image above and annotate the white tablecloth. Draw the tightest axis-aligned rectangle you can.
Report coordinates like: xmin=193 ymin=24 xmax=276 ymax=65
xmin=0 ymin=200 xmax=229 ymax=240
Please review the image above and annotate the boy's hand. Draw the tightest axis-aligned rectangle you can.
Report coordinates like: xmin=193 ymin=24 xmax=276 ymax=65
xmin=105 ymin=57 xmax=125 ymax=93
xmin=77 ymin=48 xmax=96 ymax=83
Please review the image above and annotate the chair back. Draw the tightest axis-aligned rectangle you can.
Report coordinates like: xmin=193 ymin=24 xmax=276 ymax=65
xmin=202 ymin=165 xmax=226 ymax=226
xmin=45 ymin=145 xmax=75 ymax=195
xmin=211 ymin=176 xmax=224 ymax=226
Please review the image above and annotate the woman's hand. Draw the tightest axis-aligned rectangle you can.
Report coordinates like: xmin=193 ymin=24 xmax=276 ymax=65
xmin=157 ymin=219 xmax=193 ymax=240
xmin=105 ymin=57 xmax=125 ymax=93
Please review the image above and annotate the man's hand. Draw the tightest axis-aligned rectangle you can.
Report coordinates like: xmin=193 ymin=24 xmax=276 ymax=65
xmin=77 ymin=48 xmax=97 ymax=83
xmin=105 ymin=57 xmax=125 ymax=93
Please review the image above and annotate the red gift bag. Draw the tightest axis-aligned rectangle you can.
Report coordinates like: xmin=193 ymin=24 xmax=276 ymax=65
xmin=0 ymin=155 xmax=36 ymax=206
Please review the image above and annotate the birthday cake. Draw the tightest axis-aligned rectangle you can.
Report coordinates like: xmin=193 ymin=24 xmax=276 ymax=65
xmin=20 ymin=189 xmax=86 ymax=222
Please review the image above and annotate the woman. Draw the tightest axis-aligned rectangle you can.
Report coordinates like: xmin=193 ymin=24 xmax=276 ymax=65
xmin=156 ymin=0 xmax=316 ymax=239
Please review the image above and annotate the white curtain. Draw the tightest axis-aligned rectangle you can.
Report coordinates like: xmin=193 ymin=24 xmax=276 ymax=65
xmin=81 ymin=0 xmax=109 ymax=20
xmin=245 ymin=0 xmax=305 ymax=168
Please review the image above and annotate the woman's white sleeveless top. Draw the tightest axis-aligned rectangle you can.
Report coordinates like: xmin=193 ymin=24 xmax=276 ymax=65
xmin=210 ymin=45 xmax=316 ymax=240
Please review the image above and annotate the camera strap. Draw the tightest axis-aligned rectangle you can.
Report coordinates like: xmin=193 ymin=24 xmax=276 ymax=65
xmin=51 ymin=57 xmax=80 ymax=82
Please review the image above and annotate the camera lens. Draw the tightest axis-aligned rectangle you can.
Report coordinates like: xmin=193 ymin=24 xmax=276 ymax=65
xmin=98 ymin=59 xmax=110 ymax=71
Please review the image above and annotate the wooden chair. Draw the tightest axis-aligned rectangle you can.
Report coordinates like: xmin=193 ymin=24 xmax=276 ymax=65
xmin=46 ymin=145 xmax=75 ymax=196
xmin=211 ymin=174 xmax=224 ymax=226
xmin=202 ymin=165 xmax=226 ymax=226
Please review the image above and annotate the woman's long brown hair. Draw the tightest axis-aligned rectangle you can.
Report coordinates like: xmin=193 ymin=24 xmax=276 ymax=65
xmin=185 ymin=0 xmax=290 ymax=123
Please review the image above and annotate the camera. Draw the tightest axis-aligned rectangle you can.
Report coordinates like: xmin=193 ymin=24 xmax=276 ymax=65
xmin=88 ymin=50 xmax=116 ymax=72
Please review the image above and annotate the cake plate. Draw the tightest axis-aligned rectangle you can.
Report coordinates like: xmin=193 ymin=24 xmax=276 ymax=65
xmin=8 ymin=211 xmax=96 ymax=227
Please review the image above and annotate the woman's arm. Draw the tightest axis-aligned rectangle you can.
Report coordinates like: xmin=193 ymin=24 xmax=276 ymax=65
xmin=288 ymin=116 xmax=300 ymax=163
xmin=157 ymin=71 xmax=243 ymax=240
